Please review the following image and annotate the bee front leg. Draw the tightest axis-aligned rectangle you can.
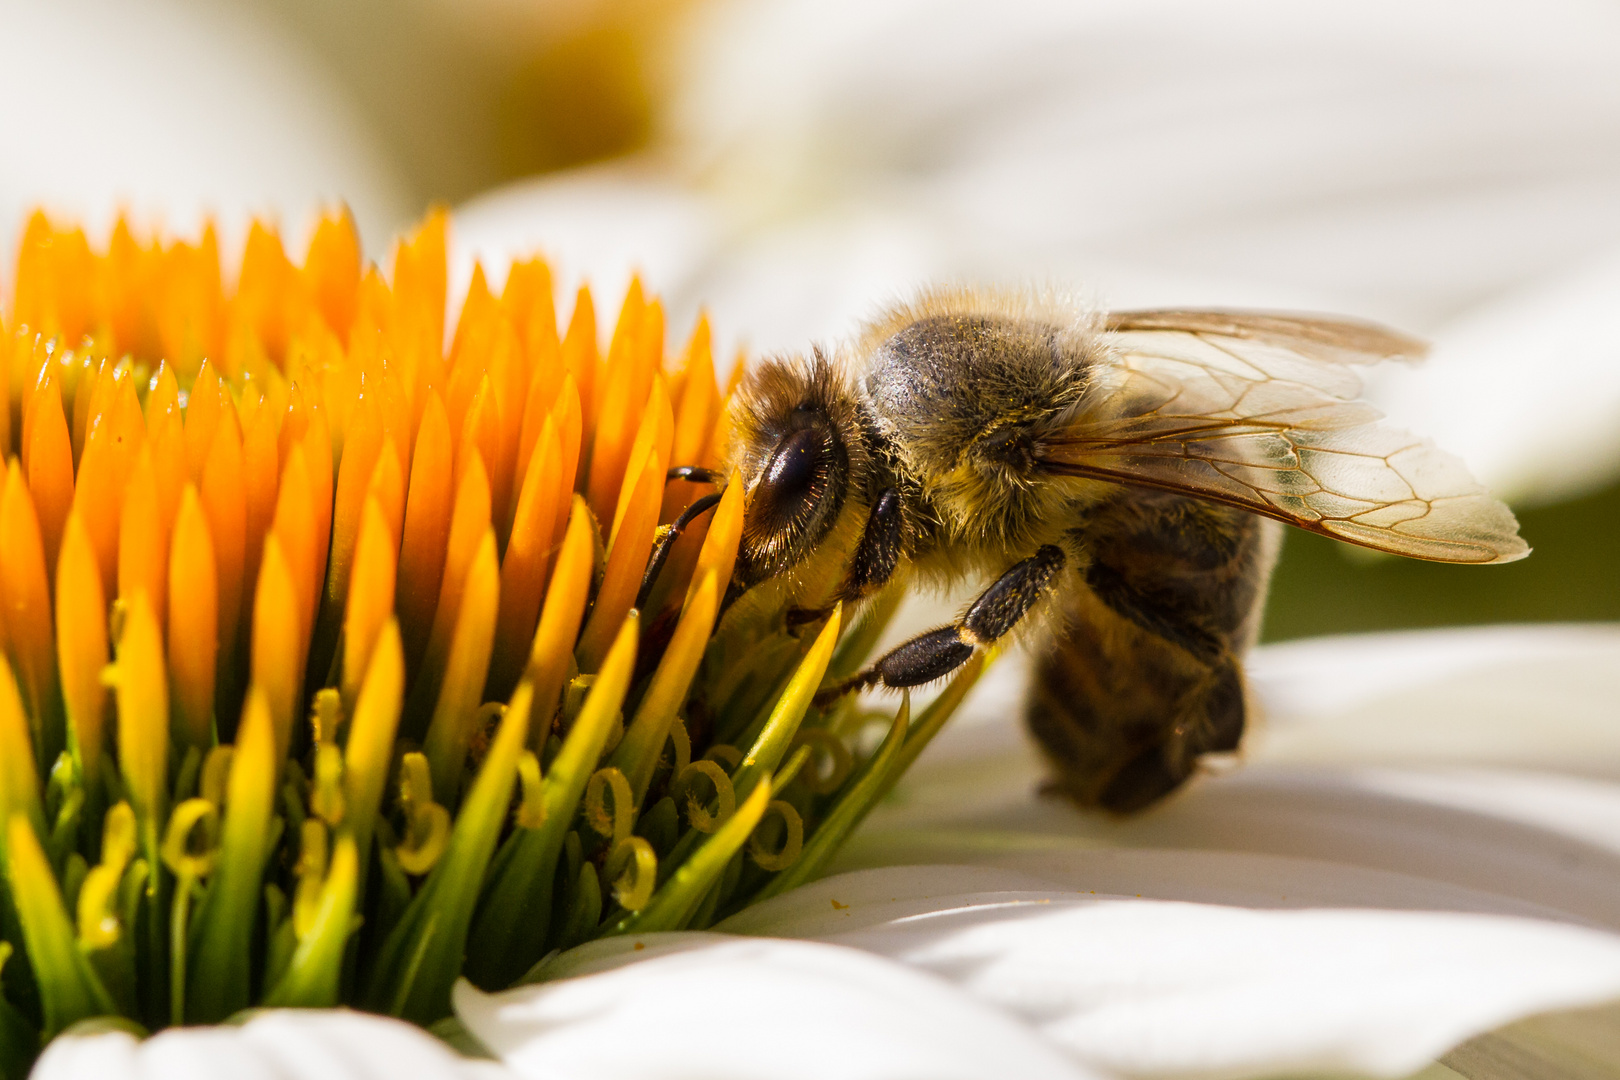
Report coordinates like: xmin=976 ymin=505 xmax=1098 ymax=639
xmin=816 ymin=544 xmax=1066 ymax=702
xmin=666 ymin=466 xmax=722 ymax=484
xmin=638 ymin=491 xmax=724 ymax=606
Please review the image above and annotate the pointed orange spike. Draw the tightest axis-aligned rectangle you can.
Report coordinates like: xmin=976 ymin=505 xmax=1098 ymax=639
xmin=488 ymin=415 xmax=563 ymax=699
xmin=486 ymin=318 xmax=525 ymax=533
xmin=610 ymin=376 xmax=673 ymax=540
xmin=278 ymin=383 xmax=311 ymax=467
xmin=502 ymin=257 xmax=558 ymax=367
xmin=550 ymin=376 xmax=583 ymax=546
xmin=156 ymin=227 xmax=225 ymax=377
xmin=145 ymin=363 xmax=180 ymax=430
xmin=169 ymin=485 xmax=217 ymax=748
xmin=148 ymin=401 xmax=188 ymax=540
xmin=342 ymin=497 xmax=397 ymax=713
xmin=640 ymin=295 xmax=666 ymax=375
xmin=397 ymin=391 xmax=454 ymax=664
xmin=240 ymin=394 xmax=281 ymax=608
xmin=366 ymin=435 xmax=406 ymax=548
xmin=11 ymin=211 xmax=52 ymax=337
xmin=1 ymin=461 xmax=58 ymax=726
xmin=236 ymin=219 xmax=296 ymax=366
xmin=106 ymin=216 xmax=160 ymax=362
xmin=421 ymin=525 xmax=500 ymax=802
xmin=71 ymin=412 xmax=122 ymax=602
xmin=302 ymin=403 xmax=334 ymax=605
xmin=449 ymin=262 xmax=496 ymax=366
xmin=410 ymin=452 xmax=492 ymax=717
xmin=685 ymin=469 xmax=744 ymax=612
xmin=705 ymin=381 xmax=735 ymax=470
xmin=55 ymin=511 xmax=107 ymax=775
xmin=458 ymin=374 xmax=511 ymax=537
xmin=25 ymin=372 xmax=74 ymax=583
xmin=19 ymin=356 xmax=44 ymax=477
xmin=585 ymin=281 xmax=651 ymax=522
xmin=30 ymin=224 xmax=95 ymax=347
xmin=560 ymin=286 xmax=597 ymax=453
xmin=392 ymin=207 xmax=448 ymax=352
xmin=251 ymin=534 xmax=303 ymax=767
xmin=0 ymin=333 xmax=11 ymax=463
xmin=525 ymin=497 xmax=594 ymax=741
xmin=184 ymin=360 xmax=224 ymax=481
xmin=201 ymin=407 xmax=247 ymax=697
xmin=67 ymin=348 xmax=102 ymax=467
xmin=118 ymin=447 xmax=169 ymax=636
xmin=376 ymin=367 xmax=416 ymax=477
xmin=515 ymin=348 xmax=562 ymax=499
xmin=575 ymin=446 xmax=661 ymax=673
xmin=114 ymin=590 xmax=168 ymax=828
xmin=303 ymin=206 xmax=361 ymax=343
xmin=605 ymin=276 xmax=645 ymax=380
xmin=326 ymin=396 xmax=383 ymax=609
xmin=270 ymin=442 xmax=319 ymax=650
xmin=665 ymin=314 xmax=718 ymax=521
xmin=106 ymin=374 xmax=147 ymax=490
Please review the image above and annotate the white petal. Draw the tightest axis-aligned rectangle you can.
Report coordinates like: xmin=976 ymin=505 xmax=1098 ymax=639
xmin=722 ymin=866 xmax=1620 ymax=1078
xmin=1247 ymin=624 xmax=1620 ymax=774
xmin=33 ymin=1010 xmax=509 ymax=1080
xmin=853 ymin=762 xmax=1620 ymax=928
xmin=31 ymin=1025 xmax=141 ymax=1080
xmin=832 ymin=625 xmax=1620 ymax=928
xmin=455 ymin=935 xmax=1098 ymax=1080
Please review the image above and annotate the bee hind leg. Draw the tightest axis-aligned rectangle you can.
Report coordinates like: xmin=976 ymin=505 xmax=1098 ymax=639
xmin=815 ymin=543 xmax=1066 ymax=704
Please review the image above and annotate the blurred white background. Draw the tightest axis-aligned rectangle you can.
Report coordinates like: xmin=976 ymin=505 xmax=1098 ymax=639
xmin=3 ymin=0 xmax=1618 ymax=631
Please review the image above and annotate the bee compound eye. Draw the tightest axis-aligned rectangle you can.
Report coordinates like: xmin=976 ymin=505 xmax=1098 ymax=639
xmin=756 ymin=426 xmax=828 ymax=525
xmin=764 ymin=426 xmax=824 ymax=493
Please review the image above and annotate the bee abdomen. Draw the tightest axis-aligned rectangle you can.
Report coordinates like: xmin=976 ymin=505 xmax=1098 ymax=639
xmin=1025 ymin=492 xmax=1274 ymax=813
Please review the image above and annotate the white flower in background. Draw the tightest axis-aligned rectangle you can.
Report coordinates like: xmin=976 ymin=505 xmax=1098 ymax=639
xmin=18 ymin=0 xmax=1620 ymax=1076
xmin=0 ymin=0 xmax=409 ymax=258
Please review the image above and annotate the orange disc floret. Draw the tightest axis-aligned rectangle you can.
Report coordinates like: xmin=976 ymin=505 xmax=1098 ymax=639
xmin=0 ymin=205 xmax=984 ymax=1052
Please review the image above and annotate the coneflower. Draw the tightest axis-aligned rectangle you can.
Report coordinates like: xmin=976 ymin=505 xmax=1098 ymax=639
xmin=0 ymin=208 xmax=983 ymax=1073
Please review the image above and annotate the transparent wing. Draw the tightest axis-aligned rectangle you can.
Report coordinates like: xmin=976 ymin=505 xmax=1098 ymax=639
xmin=1104 ymin=309 xmax=1429 ymax=366
xmin=1039 ymin=322 xmax=1528 ymax=564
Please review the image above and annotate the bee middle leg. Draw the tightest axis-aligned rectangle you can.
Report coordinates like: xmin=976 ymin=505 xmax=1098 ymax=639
xmin=817 ymin=544 xmax=1067 ymax=702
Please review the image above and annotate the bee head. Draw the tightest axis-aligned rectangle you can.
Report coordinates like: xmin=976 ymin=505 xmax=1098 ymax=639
xmin=727 ymin=348 xmax=862 ymax=585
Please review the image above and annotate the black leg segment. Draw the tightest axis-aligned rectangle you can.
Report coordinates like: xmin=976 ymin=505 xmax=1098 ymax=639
xmin=667 ymin=465 xmax=721 ymax=485
xmin=962 ymin=545 xmax=1064 ymax=643
xmin=839 ymin=488 xmax=903 ymax=604
xmin=817 ymin=545 xmax=1067 ymax=703
xmin=788 ymin=486 xmax=903 ymax=628
xmin=877 ymin=627 xmax=976 ymax=687
xmin=637 ymin=491 xmax=724 ymax=607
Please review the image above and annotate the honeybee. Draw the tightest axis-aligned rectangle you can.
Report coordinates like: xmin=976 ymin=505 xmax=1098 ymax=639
xmin=689 ymin=287 xmax=1528 ymax=813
